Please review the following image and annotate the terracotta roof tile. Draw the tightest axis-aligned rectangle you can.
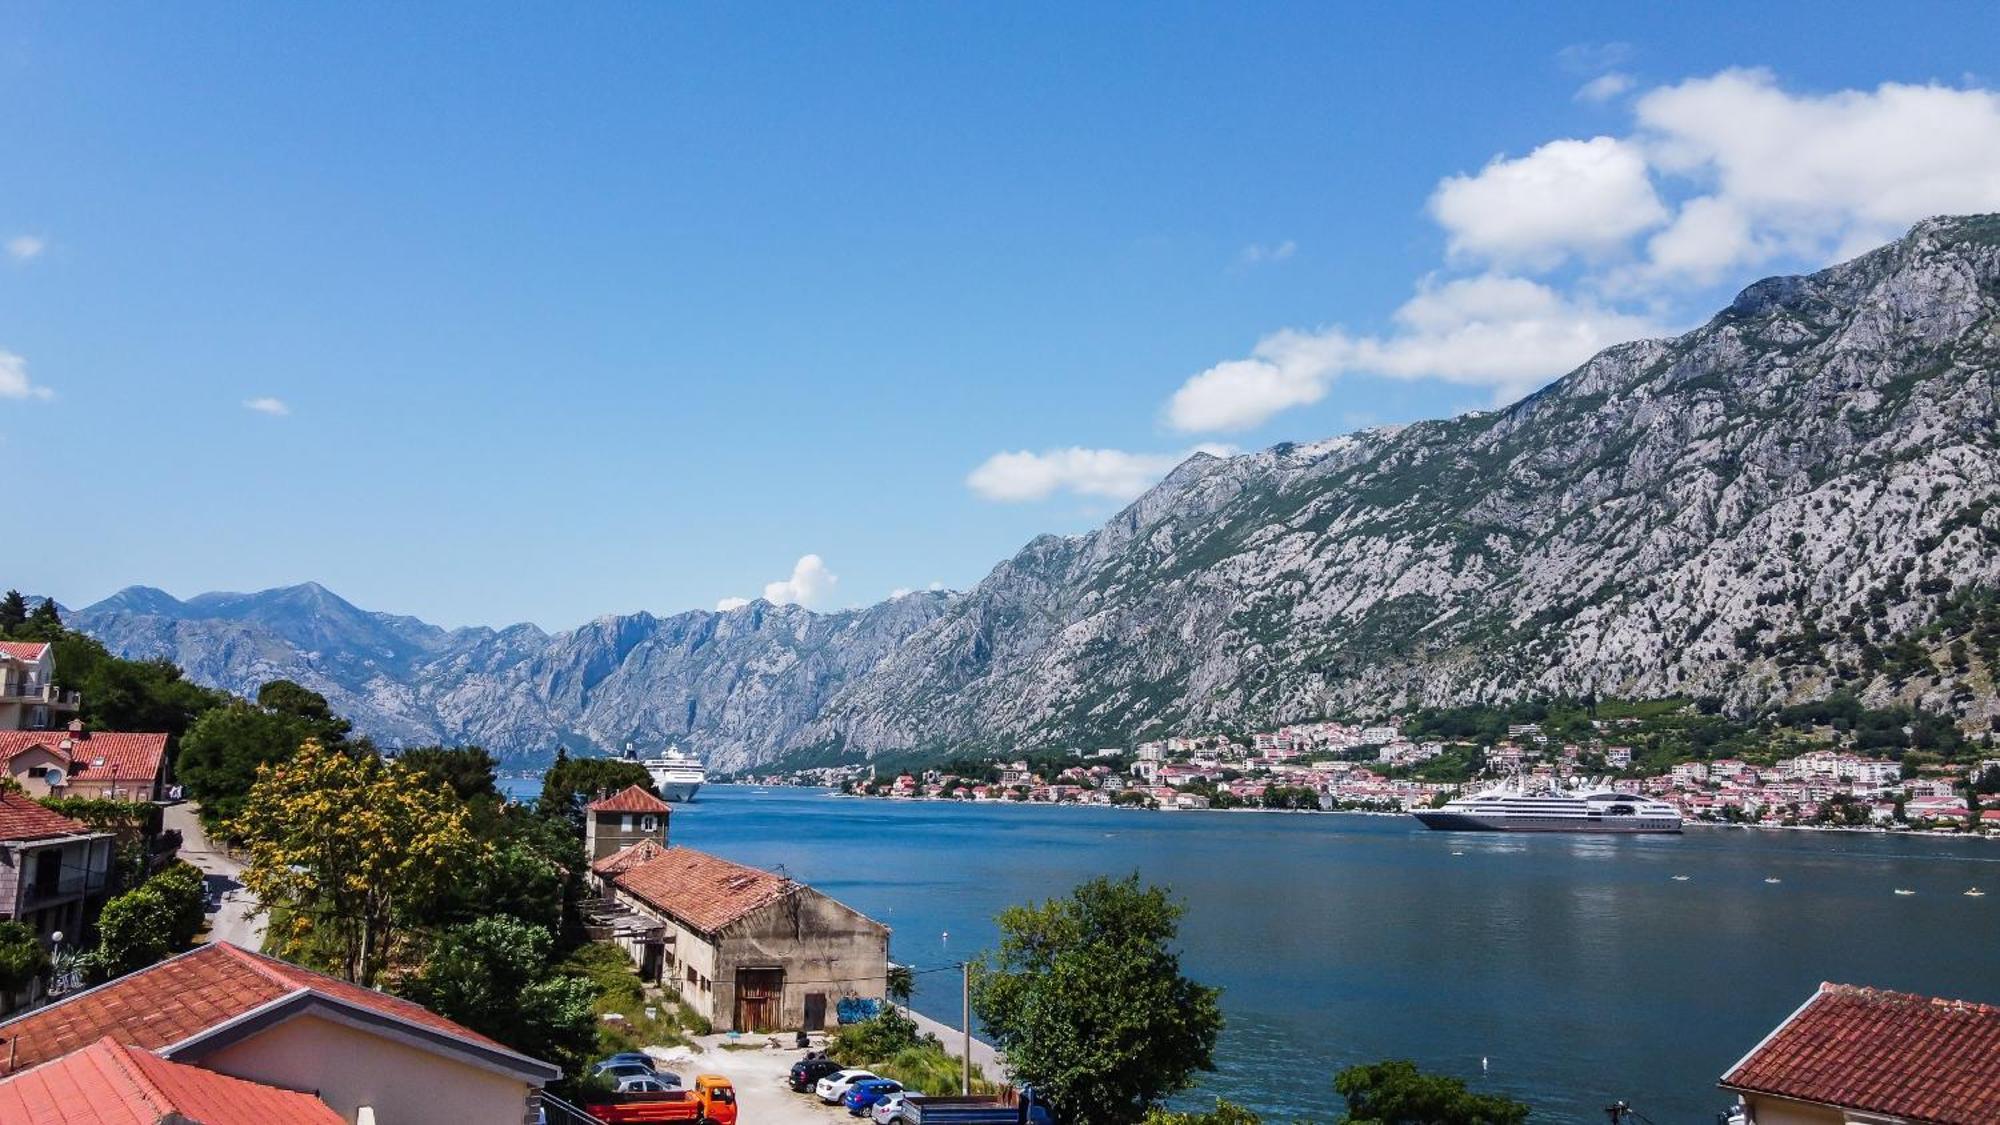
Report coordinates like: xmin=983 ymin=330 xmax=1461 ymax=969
xmin=592 ymin=837 xmax=668 ymax=876
xmin=0 ymin=1036 xmax=343 ymax=1125
xmin=0 ymin=731 xmax=169 ymax=787
xmin=0 ymin=641 xmax=51 ymax=662
xmin=1721 ymin=982 xmax=2000 ymax=1124
xmin=586 ymin=784 xmax=674 ymax=814
xmin=612 ymin=847 xmax=796 ymax=933
xmin=0 ymin=791 xmax=92 ymax=842
xmin=0 ymin=943 xmax=523 ymax=1072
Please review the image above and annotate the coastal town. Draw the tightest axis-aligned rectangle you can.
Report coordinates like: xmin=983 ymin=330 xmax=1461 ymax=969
xmin=781 ymin=716 xmax=2000 ymax=835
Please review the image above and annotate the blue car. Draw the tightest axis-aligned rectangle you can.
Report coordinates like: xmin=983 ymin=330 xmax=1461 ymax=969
xmin=843 ymin=1078 xmax=903 ymax=1115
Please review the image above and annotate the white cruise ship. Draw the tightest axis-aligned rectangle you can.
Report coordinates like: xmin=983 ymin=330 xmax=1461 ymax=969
xmin=1413 ymin=784 xmax=1682 ymax=834
xmin=621 ymin=743 xmax=706 ymax=802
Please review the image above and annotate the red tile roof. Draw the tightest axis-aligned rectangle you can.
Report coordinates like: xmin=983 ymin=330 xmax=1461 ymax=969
xmin=587 ymin=784 xmax=674 ymax=814
xmin=0 ymin=641 xmax=51 ymax=662
xmin=612 ymin=847 xmax=798 ymax=934
xmin=0 ymin=791 xmax=92 ymax=843
xmin=0 ymin=942 xmax=529 ymax=1073
xmin=592 ymin=837 xmax=668 ymax=876
xmin=0 ymin=1036 xmax=343 ymax=1125
xmin=0 ymin=731 xmax=170 ymax=787
xmin=1721 ymin=982 xmax=2000 ymax=1124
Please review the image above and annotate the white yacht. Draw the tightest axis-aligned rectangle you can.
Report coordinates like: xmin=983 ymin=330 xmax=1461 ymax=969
xmin=1414 ymin=783 xmax=1682 ymax=834
xmin=621 ymin=742 xmax=706 ymax=802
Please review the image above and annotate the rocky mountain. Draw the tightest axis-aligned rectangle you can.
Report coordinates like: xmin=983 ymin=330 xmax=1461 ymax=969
xmin=67 ymin=215 xmax=2000 ymax=769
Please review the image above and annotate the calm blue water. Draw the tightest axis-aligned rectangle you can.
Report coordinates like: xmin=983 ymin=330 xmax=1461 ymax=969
xmin=552 ymin=783 xmax=2000 ymax=1123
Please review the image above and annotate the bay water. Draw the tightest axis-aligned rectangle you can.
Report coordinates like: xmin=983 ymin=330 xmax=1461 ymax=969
xmin=548 ymin=782 xmax=2000 ymax=1122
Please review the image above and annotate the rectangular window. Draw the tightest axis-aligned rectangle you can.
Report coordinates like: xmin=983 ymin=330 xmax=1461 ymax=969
xmin=621 ymin=814 xmax=634 ymax=831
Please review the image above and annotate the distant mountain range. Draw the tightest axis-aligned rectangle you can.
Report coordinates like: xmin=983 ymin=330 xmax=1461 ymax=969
xmin=68 ymin=215 xmax=2000 ymax=771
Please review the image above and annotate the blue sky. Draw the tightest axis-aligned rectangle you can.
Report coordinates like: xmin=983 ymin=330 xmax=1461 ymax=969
xmin=5 ymin=3 xmax=2000 ymax=628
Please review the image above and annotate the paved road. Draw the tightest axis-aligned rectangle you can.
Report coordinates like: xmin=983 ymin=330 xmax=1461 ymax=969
xmin=162 ymin=801 xmax=266 ymax=951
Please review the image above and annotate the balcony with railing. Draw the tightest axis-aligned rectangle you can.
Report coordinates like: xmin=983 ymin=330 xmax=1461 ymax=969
xmin=19 ymin=869 xmax=109 ymax=913
xmin=0 ymin=678 xmax=81 ymax=709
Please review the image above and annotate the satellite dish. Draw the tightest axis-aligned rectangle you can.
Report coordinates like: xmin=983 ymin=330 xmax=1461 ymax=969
xmin=44 ymin=767 xmax=65 ymax=787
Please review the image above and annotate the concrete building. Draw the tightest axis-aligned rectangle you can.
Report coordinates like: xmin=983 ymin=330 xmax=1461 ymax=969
xmin=0 ymin=791 xmax=113 ymax=944
xmin=588 ymin=799 xmax=890 ymax=1034
xmin=583 ymin=783 xmax=673 ymax=863
xmin=0 ymin=642 xmax=80 ymax=732
xmin=1719 ymin=982 xmax=1999 ymax=1124
xmin=0 ymin=942 xmax=561 ymax=1124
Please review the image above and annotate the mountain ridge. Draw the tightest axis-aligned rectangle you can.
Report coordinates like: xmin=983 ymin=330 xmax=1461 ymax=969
xmin=61 ymin=214 xmax=2000 ymax=770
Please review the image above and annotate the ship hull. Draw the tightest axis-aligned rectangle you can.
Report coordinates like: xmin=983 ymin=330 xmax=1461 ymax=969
xmin=1413 ymin=811 xmax=1681 ymax=833
xmin=652 ymin=778 xmax=703 ymax=802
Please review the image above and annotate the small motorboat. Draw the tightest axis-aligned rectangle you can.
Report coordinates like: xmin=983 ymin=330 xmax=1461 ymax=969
xmin=1893 ymin=889 xmax=1916 ymax=896
xmin=1671 ymin=875 xmax=1690 ymax=881
xmin=1764 ymin=877 xmax=1782 ymax=884
xmin=1967 ymin=887 xmax=1987 ymax=898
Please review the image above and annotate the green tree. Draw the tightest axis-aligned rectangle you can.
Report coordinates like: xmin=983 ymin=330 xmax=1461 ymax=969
xmin=402 ymin=915 xmax=599 ymax=1075
xmin=0 ymin=921 xmax=51 ymax=1005
xmin=176 ymin=684 xmax=350 ymax=830
xmin=233 ymin=738 xmax=478 ymax=986
xmin=15 ymin=597 xmax=63 ymax=641
xmin=1332 ymin=1060 xmax=1529 ymax=1125
xmin=537 ymin=748 xmax=658 ymax=828
xmin=972 ymin=875 xmax=1222 ymax=1125
xmin=89 ymin=863 xmax=207 ymax=981
xmin=0 ymin=590 xmax=28 ymax=636
xmin=1143 ymin=1101 xmax=1262 ymax=1125
xmin=395 ymin=746 xmax=503 ymax=804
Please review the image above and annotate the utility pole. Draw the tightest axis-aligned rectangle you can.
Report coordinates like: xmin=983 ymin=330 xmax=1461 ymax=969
xmin=961 ymin=961 xmax=972 ymax=1095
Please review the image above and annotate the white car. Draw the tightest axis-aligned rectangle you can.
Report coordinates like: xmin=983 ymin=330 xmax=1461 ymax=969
xmin=616 ymin=1074 xmax=678 ymax=1094
xmin=872 ymin=1090 xmax=920 ymax=1124
xmin=815 ymin=1069 xmax=879 ymax=1104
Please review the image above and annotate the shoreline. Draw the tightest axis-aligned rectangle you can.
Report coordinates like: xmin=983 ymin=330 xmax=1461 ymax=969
xmin=803 ymin=788 xmax=1996 ymax=839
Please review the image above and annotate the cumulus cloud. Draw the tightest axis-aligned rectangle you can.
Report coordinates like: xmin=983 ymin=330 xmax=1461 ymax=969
xmin=715 ymin=596 xmax=751 ymax=611
xmin=1164 ymin=68 xmax=2000 ymax=433
xmin=1632 ymin=69 xmax=2000 ymax=280
xmin=0 ymin=351 xmax=54 ymax=401
xmin=243 ymin=396 xmax=290 ymax=416
xmin=6 ymin=236 xmax=45 ymax=262
xmin=966 ymin=444 xmax=1235 ymax=503
xmin=762 ymin=554 xmax=838 ymax=608
xmin=1167 ymin=277 xmax=1662 ymax=430
xmin=1429 ymin=137 xmax=1668 ymax=268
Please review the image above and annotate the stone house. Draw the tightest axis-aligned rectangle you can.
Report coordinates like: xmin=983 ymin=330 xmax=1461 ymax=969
xmin=584 ymin=786 xmax=890 ymax=1034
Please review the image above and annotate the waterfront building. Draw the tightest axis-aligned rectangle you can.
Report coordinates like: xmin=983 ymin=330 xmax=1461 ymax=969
xmin=0 ymin=642 xmax=80 ymax=732
xmin=0 ymin=942 xmax=559 ymax=1123
xmin=1719 ymin=982 xmax=1999 ymax=1124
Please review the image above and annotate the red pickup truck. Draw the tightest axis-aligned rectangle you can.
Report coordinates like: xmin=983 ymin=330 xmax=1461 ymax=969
xmin=583 ymin=1075 xmax=738 ymax=1125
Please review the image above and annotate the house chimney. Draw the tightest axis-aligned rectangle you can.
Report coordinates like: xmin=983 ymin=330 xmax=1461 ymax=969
xmin=67 ymin=719 xmax=86 ymax=739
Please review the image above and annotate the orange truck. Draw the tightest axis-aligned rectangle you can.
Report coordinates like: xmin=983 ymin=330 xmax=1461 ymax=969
xmin=583 ymin=1075 xmax=738 ymax=1125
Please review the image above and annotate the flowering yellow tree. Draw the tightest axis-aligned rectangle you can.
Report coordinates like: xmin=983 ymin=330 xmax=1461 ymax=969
xmin=232 ymin=738 xmax=480 ymax=986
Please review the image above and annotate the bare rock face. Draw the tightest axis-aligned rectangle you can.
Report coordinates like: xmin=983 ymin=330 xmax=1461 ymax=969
xmin=71 ymin=216 xmax=2000 ymax=769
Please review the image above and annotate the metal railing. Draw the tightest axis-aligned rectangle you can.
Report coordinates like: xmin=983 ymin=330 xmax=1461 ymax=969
xmin=538 ymin=1092 xmax=609 ymax=1125
xmin=20 ymin=870 xmax=109 ymax=911
xmin=0 ymin=680 xmax=80 ymax=706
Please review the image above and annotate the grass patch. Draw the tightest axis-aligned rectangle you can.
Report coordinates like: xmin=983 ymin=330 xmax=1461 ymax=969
xmin=558 ymin=942 xmax=710 ymax=1056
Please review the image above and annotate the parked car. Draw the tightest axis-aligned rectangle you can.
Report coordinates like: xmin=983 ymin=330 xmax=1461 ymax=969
xmin=816 ymin=1069 xmax=880 ymax=1104
xmin=599 ymin=1053 xmax=659 ymax=1072
xmin=791 ymin=1056 xmax=846 ymax=1092
xmin=844 ymin=1078 xmax=904 ymax=1115
xmin=594 ymin=1061 xmax=658 ymax=1083
xmin=616 ymin=1075 xmax=678 ymax=1094
xmin=872 ymin=1089 xmax=919 ymax=1123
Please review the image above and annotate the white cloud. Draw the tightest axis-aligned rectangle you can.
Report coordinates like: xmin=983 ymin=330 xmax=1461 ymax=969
xmin=6 ymin=236 xmax=45 ymax=262
xmin=715 ymin=596 xmax=750 ymax=611
xmin=1633 ymin=69 xmax=2000 ymax=279
xmin=1163 ymin=68 xmax=2000 ymax=434
xmin=966 ymin=444 xmax=1235 ymax=503
xmin=888 ymin=587 xmax=912 ymax=599
xmin=1232 ymin=240 xmax=1297 ymax=271
xmin=0 ymin=351 xmax=54 ymax=401
xmin=1576 ymin=73 xmax=1634 ymax=103
xmin=243 ymin=396 xmax=290 ymax=416
xmin=1429 ymin=136 xmax=1668 ymax=268
xmin=762 ymin=554 xmax=838 ymax=608
xmin=1167 ymin=276 xmax=1663 ymax=430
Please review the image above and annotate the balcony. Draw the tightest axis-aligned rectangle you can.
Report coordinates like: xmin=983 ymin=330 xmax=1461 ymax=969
xmin=19 ymin=870 xmax=109 ymax=913
xmin=0 ymin=680 xmax=81 ymax=709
